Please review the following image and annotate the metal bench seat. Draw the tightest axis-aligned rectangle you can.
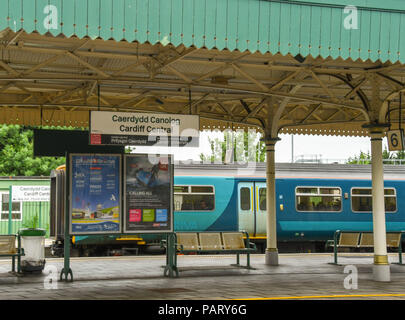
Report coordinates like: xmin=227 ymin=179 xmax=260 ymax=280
xmin=198 ymin=232 xmax=223 ymax=251
xmin=0 ymin=234 xmax=24 ymax=273
xmin=162 ymin=231 xmax=257 ymax=277
xmin=176 ymin=232 xmax=200 ymax=251
xmin=328 ymin=230 xmax=404 ymax=265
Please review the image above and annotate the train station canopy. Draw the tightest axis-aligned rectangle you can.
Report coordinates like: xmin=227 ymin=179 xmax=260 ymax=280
xmin=0 ymin=0 xmax=403 ymax=137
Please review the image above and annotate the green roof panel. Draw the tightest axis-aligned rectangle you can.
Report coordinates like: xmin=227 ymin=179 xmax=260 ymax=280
xmin=1 ymin=0 xmax=404 ymax=64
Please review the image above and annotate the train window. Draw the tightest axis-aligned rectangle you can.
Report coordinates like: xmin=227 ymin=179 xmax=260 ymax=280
xmin=240 ymin=187 xmax=251 ymax=211
xmin=174 ymin=186 xmax=189 ymax=193
xmin=174 ymin=185 xmax=215 ymax=211
xmin=352 ymin=189 xmax=372 ymax=195
xmin=296 ymin=187 xmax=342 ymax=212
xmin=296 ymin=187 xmax=318 ymax=194
xmin=320 ymin=188 xmax=341 ymax=195
xmin=259 ymin=188 xmax=266 ymax=211
xmin=351 ymin=188 xmax=397 ymax=213
xmin=191 ymin=186 xmax=214 ymax=193
xmin=0 ymin=193 xmax=22 ymax=220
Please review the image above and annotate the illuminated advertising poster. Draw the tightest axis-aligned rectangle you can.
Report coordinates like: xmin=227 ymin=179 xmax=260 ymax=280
xmin=124 ymin=154 xmax=173 ymax=233
xmin=70 ymin=154 xmax=121 ymax=234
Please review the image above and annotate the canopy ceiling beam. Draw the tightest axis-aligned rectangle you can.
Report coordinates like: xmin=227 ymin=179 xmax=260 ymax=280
xmin=0 ymin=29 xmax=401 ymax=136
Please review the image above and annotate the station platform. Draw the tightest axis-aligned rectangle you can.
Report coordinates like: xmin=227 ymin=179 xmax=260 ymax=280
xmin=1 ymin=253 xmax=405 ymax=300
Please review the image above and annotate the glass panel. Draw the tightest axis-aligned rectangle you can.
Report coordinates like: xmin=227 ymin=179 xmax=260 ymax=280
xmin=174 ymin=194 xmax=186 ymax=211
xmin=352 ymin=188 xmax=396 ymax=196
xmin=385 ymin=197 xmax=397 ymax=212
xmin=351 ymin=196 xmax=372 ymax=211
xmin=174 ymin=194 xmax=215 ymax=211
xmin=296 ymin=195 xmax=341 ymax=211
xmin=174 ymin=186 xmax=189 ymax=193
xmin=259 ymin=188 xmax=266 ymax=211
xmin=240 ymin=187 xmax=251 ymax=211
xmin=352 ymin=194 xmax=397 ymax=213
xmin=191 ymin=186 xmax=214 ymax=193
xmin=2 ymin=202 xmax=20 ymax=212
xmin=0 ymin=213 xmax=21 ymax=220
xmin=1 ymin=193 xmax=20 ymax=212
xmin=352 ymin=188 xmax=372 ymax=195
xmin=320 ymin=188 xmax=341 ymax=195
xmin=296 ymin=187 xmax=318 ymax=194
xmin=12 ymin=213 xmax=20 ymax=220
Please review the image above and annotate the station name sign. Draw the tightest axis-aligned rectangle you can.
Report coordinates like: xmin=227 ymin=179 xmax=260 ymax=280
xmin=12 ymin=186 xmax=50 ymax=202
xmin=90 ymin=111 xmax=199 ymax=147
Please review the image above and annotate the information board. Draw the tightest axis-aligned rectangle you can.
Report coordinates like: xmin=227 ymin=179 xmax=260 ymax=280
xmin=70 ymin=154 xmax=121 ymax=234
xmin=124 ymin=154 xmax=173 ymax=233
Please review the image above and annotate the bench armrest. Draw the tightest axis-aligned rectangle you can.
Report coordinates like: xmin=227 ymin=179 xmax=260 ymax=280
xmin=325 ymin=240 xmax=335 ymax=250
xmin=160 ymin=239 xmax=167 ymax=249
xmin=248 ymin=242 xmax=257 ymax=251
xmin=161 ymin=239 xmax=186 ymax=252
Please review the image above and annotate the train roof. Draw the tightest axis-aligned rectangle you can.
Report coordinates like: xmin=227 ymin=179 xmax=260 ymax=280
xmin=49 ymin=161 xmax=405 ymax=180
xmin=173 ymin=162 xmax=405 ymax=180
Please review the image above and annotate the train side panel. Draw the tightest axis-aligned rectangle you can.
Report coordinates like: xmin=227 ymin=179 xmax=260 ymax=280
xmin=276 ymin=178 xmax=405 ymax=242
xmin=173 ymin=176 xmax=238 ymax=231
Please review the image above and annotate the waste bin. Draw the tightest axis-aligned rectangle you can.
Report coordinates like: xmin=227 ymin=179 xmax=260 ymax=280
xmin=18 ymin=228 xmax=46 ymax=273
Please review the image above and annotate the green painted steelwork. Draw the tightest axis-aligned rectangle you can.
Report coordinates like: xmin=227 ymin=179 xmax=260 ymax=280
xmin=0 ymin=178 xmax=50 ymax=236
xmin=0 ymin=0 xmax=403 ymax=63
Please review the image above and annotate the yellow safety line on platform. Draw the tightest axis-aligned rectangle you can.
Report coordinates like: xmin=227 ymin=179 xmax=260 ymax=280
xmin=235 ymin=293 xmax=405 ymax=300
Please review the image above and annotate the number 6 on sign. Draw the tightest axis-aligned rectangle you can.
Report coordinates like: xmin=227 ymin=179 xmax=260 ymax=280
xmin=387 ymin=130 xmax=404 ymax=151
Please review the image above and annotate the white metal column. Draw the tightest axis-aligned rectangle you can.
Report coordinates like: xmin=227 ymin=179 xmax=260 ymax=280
xmin=370 ymin=131 xmax=390 ymax=282
xmin=265 ymin=138 xmax=279 ymax=265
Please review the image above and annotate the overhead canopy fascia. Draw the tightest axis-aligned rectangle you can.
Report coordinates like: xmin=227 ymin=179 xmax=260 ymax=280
xmin=1 ymin=0 xmax=404 ymax=64
xmin=283 ymin=0 xmax=405 ymax=12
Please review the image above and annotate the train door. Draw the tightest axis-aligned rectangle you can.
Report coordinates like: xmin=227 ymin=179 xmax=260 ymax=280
xmin=255 ymin=183 xmax=267 ymax=237
xmin=238 ymin=183 xmax=255 ymax=235
xmin=238 ymin=182 xmax=271 ymax=238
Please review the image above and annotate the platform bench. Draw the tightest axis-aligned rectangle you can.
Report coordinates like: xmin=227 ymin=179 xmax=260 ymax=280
xmin=0 ymin=234 xmax=24 ymax=273
xmin=162 ymin=231 xmax=257 ymax=277
xmin=327 ymin=230 xmax=404 ymax=265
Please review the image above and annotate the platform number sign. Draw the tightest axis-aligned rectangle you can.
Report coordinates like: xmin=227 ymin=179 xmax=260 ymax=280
xmin=387 ymin=130 xmax=404 ymax=151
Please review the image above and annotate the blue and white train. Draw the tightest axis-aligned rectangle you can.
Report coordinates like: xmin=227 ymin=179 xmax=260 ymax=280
xmin=50 ymin=163 xmax=405 ymax=256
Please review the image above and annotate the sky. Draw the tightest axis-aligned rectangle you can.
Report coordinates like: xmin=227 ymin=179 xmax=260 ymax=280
xmin=132 ymin=131 xmax=388 ymax=164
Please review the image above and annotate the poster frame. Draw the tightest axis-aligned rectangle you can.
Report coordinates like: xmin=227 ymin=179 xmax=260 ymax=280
xmin=69 ymin=153 xmax=122 ymax=235
xmin=123 ymin=153 xmax=174 ymax=234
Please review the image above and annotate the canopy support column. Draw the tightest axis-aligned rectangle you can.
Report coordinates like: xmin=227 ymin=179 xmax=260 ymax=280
xmin=370 ymin=129 xmax=390 ymax=282
xmin=264 ymin=96 xmax=283 ymax=266
xmin=265 ymin=137 xmax=280 ymax=265
xmin=364 ymin=75 xmax=391 ymax=282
